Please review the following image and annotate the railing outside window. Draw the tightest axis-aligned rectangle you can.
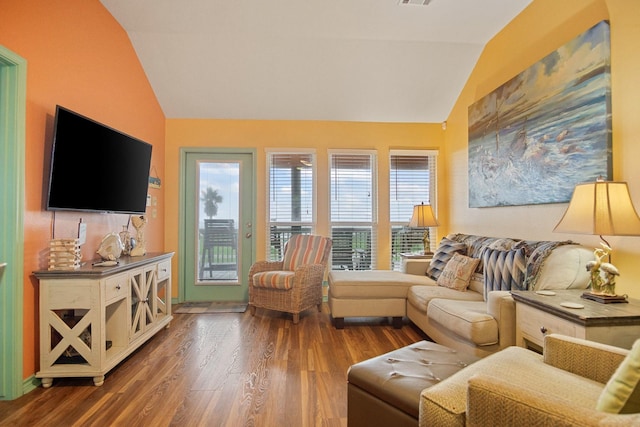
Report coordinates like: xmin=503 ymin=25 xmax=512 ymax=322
xmin=330 ymin=151 xmax=377 ymax=270
xmin=389 ymin=150 xmax=438 ymax=270
xmin=266 ymin=151 xmax=315 ymax=261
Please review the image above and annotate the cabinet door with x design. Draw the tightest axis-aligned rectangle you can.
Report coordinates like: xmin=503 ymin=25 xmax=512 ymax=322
xmin=130 ymin=266 xmax=156 ymax=342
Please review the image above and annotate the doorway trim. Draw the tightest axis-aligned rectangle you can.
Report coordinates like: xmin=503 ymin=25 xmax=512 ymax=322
xmin=178 ymin=147 xmax=257 ymax=303
xmin=0 ymin=45 xmax=26 ymax=400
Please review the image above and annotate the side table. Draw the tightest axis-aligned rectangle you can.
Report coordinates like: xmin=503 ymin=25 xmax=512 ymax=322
xmin=512 ymin=290 xmax=640 ymax=352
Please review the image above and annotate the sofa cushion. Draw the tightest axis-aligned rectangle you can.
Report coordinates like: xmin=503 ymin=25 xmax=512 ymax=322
xmin=329 ymin=270 xmax=434 ymax=299
xmin=596 ymin=338 xmax=640 ymax=414
xmin=427 ymin=238 xmax=467 ymax=281
xmin=437 ymin=253 xmax=480 ymax=291
xmin=428 ymin=299 xmax=498 ymax=346
xmin=468 ymin=272 xmax=484 ymax=295
xmin=252 ymin=271 xmax=295 ymax=290
xmin=482 ymin=247 xmax=526 ymax=298
xmin=281 ymin=234 xmax=331 ymax=271
xmin=532 ymin=245 xmax=592 ymax=290
xmin=407 ymin=285 xmax=484 ymax=313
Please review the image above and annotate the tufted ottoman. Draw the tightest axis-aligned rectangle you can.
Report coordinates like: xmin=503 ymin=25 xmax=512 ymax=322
xmin=347 ymin=340 xmax=478 ymax=427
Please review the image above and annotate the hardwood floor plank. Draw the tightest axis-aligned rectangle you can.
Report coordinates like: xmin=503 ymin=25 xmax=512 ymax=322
xmin=0 ymin=303 xmax=425 ymax=426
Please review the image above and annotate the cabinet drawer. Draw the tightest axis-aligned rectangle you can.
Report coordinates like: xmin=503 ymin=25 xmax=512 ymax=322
xmin=517 ymin=303 xmax=578 ymax=346
xmin=104 ymin=273 xmax=128 ymax=302
xmin=157 ymin=260 xmax=171 ymax=281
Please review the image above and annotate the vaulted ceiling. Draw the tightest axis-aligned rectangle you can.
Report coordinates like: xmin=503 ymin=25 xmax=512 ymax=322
xmin=101 ymin=0 xmax=532 ymax=123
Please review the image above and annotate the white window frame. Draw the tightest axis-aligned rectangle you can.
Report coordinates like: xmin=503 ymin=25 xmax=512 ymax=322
xmin=328 ymin=149 xmax=378 ymax=271
xmin=389 ymin=149 xmax=438 ymax=270
xmin=265 ymin=149 xmax=317 ymax=261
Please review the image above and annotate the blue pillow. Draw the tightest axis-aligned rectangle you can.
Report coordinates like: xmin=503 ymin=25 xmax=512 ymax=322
xmin=427 ymin=238 xmax=467 ymax=281
xmin=482 ymin=247 xmax=527 ymax=298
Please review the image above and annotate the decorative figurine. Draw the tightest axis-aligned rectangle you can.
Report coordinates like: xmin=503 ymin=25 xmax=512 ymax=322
xmin=96 ymin=232 xmax=124 ymax=260
xmin=585 ymin=243 xmax=619 ymax=296
xmin=129 ymin=215 xmax=147 ymax=257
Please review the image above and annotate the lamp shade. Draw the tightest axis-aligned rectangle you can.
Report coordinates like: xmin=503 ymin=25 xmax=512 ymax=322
xmin=554 ymin=181 xmax=640 ymax=236
xmin=409 ymin=204 xmax=439 ymax=228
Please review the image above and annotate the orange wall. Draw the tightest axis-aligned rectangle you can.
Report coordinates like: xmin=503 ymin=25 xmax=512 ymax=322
xmin=0 ymin=0 xmax=166 ymax=379
xmin=165 ymin=119 xmax=444 ymax=292
xmin=444 ymin=0 xmax=640 ymax=297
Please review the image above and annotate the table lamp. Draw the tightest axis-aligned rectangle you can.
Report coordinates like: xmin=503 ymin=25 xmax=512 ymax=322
xmin=409 ymin=203 xmax=439 ymax=254
xmin=554 ymin=179 xmax=640 ymax=302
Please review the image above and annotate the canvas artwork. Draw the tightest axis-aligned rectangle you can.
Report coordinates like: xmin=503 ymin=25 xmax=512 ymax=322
xmin=468 ymin=20 xmax=612 ymax=208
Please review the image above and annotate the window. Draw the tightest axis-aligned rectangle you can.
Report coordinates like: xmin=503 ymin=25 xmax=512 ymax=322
xmin=389 ymin=150 xmax=438 ymax=270
xmin=329 ymin=151 xmax=377 ymax=270
xmin=266 ymin=151 xmax=315 ymax=261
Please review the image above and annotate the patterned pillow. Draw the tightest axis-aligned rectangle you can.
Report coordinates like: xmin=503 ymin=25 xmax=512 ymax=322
xmin=482 ymin=247 xmax=527 ymax=299
xmin=436 ymin=253 xmax=481 ymax=291
xmin=427 ymin=238 xmax=467 ymax=281
xmin=596 ymin=339 xmax=640 ymax=414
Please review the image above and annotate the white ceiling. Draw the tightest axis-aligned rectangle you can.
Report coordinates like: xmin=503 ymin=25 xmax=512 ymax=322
xmin=100 ymin=0 xmax=532 ymax=123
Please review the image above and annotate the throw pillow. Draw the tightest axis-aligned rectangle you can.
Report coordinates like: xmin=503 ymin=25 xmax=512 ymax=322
xmin=436 ymin=253 xmax=480 ymax=291
xmin=596 ymin=339 xmax=640 ymax=414
xmin=482 ymin=247 xmax=527 ymax=299
xmin=426 ymin=238 xmax=467 ymax=281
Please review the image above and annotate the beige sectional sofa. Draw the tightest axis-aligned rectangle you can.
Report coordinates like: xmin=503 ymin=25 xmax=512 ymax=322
xmin=328 ymin=233 xmax=593 ymax=357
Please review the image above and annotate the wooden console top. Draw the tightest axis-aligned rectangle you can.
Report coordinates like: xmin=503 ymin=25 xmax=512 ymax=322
xmin=34 ymin=252 xmax=174 ymax=279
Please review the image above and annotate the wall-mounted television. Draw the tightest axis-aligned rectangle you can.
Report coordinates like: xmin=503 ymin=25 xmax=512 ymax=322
xmin=46 ymin=105 xmax=153 ymax=214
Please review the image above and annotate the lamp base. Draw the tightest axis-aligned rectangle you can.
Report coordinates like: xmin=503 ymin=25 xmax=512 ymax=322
xmin=581 ymin=292 xmax=628 ymax=304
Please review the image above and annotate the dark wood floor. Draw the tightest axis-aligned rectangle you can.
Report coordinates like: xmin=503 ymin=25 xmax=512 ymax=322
xmin=0 ymin=304 xmax=425 ymax=427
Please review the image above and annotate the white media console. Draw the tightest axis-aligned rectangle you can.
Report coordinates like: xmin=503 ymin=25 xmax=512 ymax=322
xmin=34 ymin=252 xmax=173 ymax=387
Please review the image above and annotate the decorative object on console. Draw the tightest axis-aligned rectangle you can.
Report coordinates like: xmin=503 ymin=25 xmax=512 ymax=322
xmin=96 ymin=232 xmax=123 ymax=261
xmin=554 ymin=179 xmax=640 ymax=302
xmin=129 ymin=215 xmax=147 ymax=257
xmin=408 ymin=202 xmax=439 ymax=254
xmin=48 ymin=239 xmax=82 ymax=270
xmin=119 ymin=225 xmax=132 ymax=256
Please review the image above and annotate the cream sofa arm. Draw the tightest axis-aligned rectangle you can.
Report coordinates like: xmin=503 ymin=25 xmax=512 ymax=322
xmin=486 ymin=291 xmax=515 ymax=349
xmin=402 ymin=258 xmax=431 ymax=276
xmin=466 ymin=374 xmax=640 ymax=427
xmin=543 ymin=334 xmax=629 ymax=384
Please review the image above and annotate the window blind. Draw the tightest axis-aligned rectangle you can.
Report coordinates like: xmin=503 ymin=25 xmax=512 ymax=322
xmin=389 ymin=151 xmax=438 ymax=270
xmin=266 ymin=152 xmax=315 ymax=261
xmin=330 ymin=152 xmax=376 ymax=270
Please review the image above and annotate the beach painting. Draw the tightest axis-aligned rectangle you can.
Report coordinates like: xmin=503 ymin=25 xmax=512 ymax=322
xmin=468 ymin=21 xmax=612 ymax=208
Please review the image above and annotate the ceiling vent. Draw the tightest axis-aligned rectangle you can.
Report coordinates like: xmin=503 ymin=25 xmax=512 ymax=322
xmin=399 ymin=0 xmax=433 ymax=5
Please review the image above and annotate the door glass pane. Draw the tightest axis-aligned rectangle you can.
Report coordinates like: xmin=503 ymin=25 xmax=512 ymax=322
xmin=197 ymin=161 xmax=240 ymax=283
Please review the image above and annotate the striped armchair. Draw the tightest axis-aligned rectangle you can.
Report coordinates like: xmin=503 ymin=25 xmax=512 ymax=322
xmin=248 ymin=234 xmax=332 ymax=324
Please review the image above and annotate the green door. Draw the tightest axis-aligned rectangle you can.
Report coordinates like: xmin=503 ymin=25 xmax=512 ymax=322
xmin=182 ymin=150 xmax=255 ymax=302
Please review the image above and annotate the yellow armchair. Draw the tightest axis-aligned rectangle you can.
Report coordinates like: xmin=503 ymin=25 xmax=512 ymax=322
xmin=466 ymin=335 xmax=640 ymax=426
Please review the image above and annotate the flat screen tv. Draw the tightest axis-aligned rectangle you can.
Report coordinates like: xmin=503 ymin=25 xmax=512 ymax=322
xmin=46 ymin=105 xmax=153 ymax=214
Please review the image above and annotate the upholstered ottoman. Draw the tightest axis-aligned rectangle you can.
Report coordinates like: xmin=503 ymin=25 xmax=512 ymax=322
xmin=328 ymin=270 xmax=434 ymax=329
xmin=347 ymin=341 xmax=478 ymax=427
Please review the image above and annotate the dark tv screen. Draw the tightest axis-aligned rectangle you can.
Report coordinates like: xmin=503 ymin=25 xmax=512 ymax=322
xmin=46 ymin=106 xmax=153 ymax=214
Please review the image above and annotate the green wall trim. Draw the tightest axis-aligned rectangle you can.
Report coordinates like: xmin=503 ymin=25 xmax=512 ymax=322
xmin=23 ymin=376 xmax=40 ymax=395
xmin=0 ymin=45 xmax=27 ymax=400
